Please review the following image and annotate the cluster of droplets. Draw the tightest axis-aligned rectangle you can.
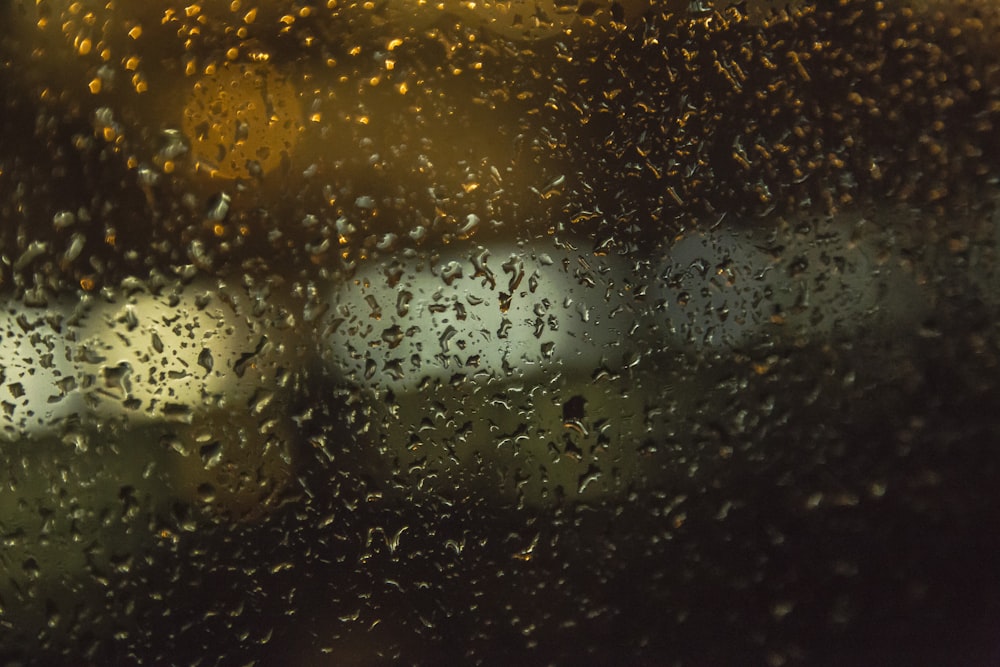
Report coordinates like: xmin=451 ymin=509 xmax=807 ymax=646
xmin=2 ymin=1 xmax=1000 ymax=665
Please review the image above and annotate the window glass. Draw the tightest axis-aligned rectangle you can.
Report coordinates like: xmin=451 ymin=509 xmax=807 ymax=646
xmin=1 ymin=1 xmax=999 ymax=664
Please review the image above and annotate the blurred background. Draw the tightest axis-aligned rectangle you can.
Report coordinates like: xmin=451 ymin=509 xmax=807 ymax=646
xmin=1 ymin=1 xmax=1000 ymax=665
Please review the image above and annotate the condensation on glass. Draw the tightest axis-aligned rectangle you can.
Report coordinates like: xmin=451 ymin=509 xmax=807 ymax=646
xmin=1 ymin=0 xmax=999 ymax=665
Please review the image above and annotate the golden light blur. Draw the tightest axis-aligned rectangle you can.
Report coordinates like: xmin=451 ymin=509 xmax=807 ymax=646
xmin=181 ymin=63 xmax=302 ymax=180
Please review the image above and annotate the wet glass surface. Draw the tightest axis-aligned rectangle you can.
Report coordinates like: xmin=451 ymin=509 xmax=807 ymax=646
xmin=1 ymin=1 xmax=1000 ymax=664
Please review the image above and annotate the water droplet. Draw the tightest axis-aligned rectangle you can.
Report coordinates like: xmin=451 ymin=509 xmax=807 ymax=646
xmin=52 ymin=210 xmax=76 ymax=229
xmin=206 ymin=192 xmax=231 ymax=222
xmin=198 ymin=348 xmax=214 ymax=374
xmin=199 ymin=441 xmax=222 ymax=468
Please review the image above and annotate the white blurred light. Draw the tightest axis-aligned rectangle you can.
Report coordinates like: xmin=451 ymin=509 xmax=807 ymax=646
xmin=0 ymin=282 xmax=291 ymax=440
xmin=325 ymin=242 xmax=640 ymax=393
xmin=76 ymin=284 xmax=288 ymax=423
xmin=0 ymin=302 xmax=83 ymax=439
xmin=652 ymin=217 xmax=926 ymax=349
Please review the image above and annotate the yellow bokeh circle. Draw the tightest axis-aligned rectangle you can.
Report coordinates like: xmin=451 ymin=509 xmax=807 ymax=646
xmin=181 ymin=63 xmax=302 ymax=180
